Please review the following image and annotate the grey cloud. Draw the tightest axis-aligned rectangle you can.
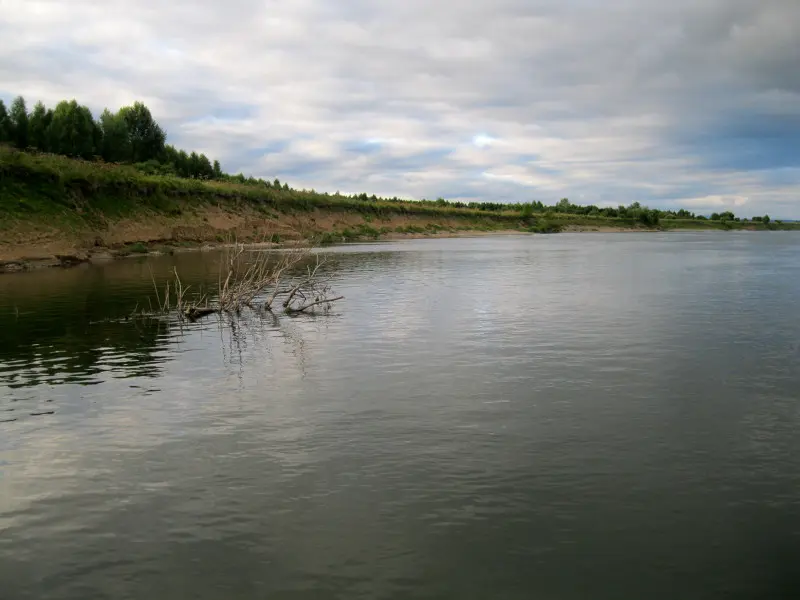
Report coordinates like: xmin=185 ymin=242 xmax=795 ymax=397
xmin=1 ymin=0 xmax=798 ymax=216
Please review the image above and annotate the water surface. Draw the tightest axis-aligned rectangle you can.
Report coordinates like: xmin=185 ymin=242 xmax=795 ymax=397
xmin=2 ymin=233 xmax=800 ymax=599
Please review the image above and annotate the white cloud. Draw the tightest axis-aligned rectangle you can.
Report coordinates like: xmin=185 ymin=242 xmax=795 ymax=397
xmin=678 ymin=195 xmax=750 ymax=209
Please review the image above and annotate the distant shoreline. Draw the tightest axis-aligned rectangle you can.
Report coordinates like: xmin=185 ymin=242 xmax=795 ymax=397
xmin=2 ymin=146 xmax=796 ymax=273
xmin=2 ymin=225 xmax=792 ymax=274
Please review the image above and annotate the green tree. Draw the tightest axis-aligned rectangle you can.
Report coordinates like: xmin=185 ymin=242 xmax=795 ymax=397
xmin=763 ymin=214 xmax=770 ymax=224
xmin=198 ymin=153 xmax=213 ymax=179
xmin=43 ymin=108 xmax=54 ymax=149
xmin=176 ymin=149 xmax=190 ymax=177
xmin=99 ymin=108 xmax=132 ymax=162
xmin=212 ymin=159 xmax=223 ymax=179
xmin=118 ymin=102 xmax=166 ymax=162
xmin=48 ymin=100 xmax=97 ymax=158
xmin=188 ymin=151 xmax=200 ymax=178
xmin=9 ymin=96 xmax=29 ymax=149
xmin=161 ymin=144 xmax=179 ymax=166
xmin=0 ymin=99 xmax=9 ymax=142
xmin=28 ymin=101 xmax=51 ymax=151
xmin=638 ymin=209 xmax=660 ymax=227
xmin=520 ymin=203 xmax=534 ymax=219
xmin=92 ymin=120 xmax=104 ymax=158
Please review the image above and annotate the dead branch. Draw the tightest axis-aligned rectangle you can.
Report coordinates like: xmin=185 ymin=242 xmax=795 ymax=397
xmin=141 ymin=229 xmax=342 ymax=321
xmin=285 ymin=296 xmax=344 ymax=313
xmin=282 ymin=254 xmax=326 ymax=308
xmin=184 ymin=306 xmax=219 ymax=320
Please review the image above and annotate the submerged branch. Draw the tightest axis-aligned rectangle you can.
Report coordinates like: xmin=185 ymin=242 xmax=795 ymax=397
xmin=141 ymin=231 xmax=343 ymax=322
xmin=286 ymin=295 xmax=344 ymax=314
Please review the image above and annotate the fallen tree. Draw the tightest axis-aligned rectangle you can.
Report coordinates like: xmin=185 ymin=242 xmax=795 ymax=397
xmin=149 ymin=236 xmax=343 ymax=321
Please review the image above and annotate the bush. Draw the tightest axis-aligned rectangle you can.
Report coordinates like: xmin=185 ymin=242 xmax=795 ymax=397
xmin=529 ymin=220 xmax=563 ymax=233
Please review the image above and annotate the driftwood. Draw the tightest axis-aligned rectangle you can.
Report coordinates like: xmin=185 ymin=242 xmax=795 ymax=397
xmin=145 ymin=235 xmax=343 ymax=321
xmin=184 ymin=306 xmax=218 ymax=320
xmin=285 ymin=295 xmax=345 ymax=314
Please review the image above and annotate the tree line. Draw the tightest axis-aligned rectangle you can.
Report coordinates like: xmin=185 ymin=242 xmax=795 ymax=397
xmin=0 ymin=95 xmax=774 ymax=222
xmin=0 ymin=95 xmax=223 ymax=180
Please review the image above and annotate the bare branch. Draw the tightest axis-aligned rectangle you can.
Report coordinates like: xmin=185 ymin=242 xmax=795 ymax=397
xmin=140 ymin=229 xmax=341 ymax=321
xmin=286 ymin=296 xmax=344 ymax=313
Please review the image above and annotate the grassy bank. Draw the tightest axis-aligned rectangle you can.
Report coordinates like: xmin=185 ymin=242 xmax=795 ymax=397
xmin=1 ymin=146 xmax=796 ymax=270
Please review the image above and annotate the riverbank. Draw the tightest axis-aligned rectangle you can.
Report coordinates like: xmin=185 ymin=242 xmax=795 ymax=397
xmin=2 ymin=146 xmax=795 ymax=272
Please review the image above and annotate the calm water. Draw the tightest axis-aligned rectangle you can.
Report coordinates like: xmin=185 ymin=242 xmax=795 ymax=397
xmin=1 ymin=233 xmax=800 ymax=599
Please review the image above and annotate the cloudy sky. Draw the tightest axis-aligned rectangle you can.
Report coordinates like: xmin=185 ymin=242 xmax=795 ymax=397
xmin=2 ymin=0 xmax=799 ymax=216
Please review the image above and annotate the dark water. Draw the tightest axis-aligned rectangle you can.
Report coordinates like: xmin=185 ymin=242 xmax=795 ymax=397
xmin=2 ymin=233 xmax=800 ymax=599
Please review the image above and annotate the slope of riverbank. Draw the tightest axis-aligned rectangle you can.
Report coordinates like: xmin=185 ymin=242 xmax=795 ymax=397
xmin=1 ymin=147 xmax=795 ymax=271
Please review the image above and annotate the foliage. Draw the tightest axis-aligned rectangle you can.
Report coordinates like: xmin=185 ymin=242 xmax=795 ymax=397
xmin=118 ymin=101 xmax=166 ymax=163
xmin=0 ymin=100 xmax=9 ymax=142
xmin=99 ymin=109 xmax=132 ymax=162
xmin=49 ymin=100 xmax=97 ymax=159
xmin=0 ymin=92 xmax=789 ymax=229
xmin=9 ymin=96 xmax=29 ymax=149
xmin=28 ymin=101 xmax=51 ymax=151
xmin=1 ymin=93 xmax=225 ymax=182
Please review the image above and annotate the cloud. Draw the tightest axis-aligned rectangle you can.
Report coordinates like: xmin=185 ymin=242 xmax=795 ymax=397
xmin=1 ymin=0 xmax=799 ymax=216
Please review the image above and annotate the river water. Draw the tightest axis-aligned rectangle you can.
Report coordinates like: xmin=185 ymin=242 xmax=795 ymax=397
xmin=1 ymin=233 xmax=800 ymax=599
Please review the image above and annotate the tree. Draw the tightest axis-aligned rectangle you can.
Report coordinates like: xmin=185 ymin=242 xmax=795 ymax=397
xmin=161 ymin=144 xmax=179 ymax=166
xmin=48 ymin=100 xmax=97 ymax=158
xmin=638 ymin=209 xmax=660 ymax=227
xmin=188 ymin=151 xmax=200 ymax=178
xmin=118 ymin=101 xmax=166 ymax=162
xmin=28 ymin=101 xmax=51 ymax=151
xmin=92 ymin=120 xmax=104 ymax=158
xmin=520 ymin=203 xmax=534 ymax=219
xmin=176 ymin=150 xmax=190 ymax=177
xmin=0 ymin=100 xmax=11 ymax=143
xmin=763 ymin=214 xmax=770 ymax=224
xmin=198 ymin=153 xmax=213 ymax=179
xmin=212 ymin=159 xmax=223 ymax=179
xmin=99 ymin=109 xmax=132 ymax=162
xmin=9 ymin=96 xmax=29 ymax=149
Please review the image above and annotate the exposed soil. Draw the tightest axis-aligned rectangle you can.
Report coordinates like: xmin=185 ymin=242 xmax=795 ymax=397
xmin=0 ymin=206 xmax=522 ymax=272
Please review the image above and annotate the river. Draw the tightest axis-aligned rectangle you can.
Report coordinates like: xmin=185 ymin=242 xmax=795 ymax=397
xmin=1 ymin=233 xmax=800 ymax=599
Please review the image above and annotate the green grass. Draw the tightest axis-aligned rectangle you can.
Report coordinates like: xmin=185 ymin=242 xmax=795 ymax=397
xmin=3 ymin=146 xmax=798 ymax=240
xmin=0 ymin=146 xmax=523 ymax=224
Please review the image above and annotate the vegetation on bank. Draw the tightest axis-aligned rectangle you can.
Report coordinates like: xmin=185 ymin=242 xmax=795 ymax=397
xmin=1 ymin=144 xmax=796 ymax=254
xmin=1 ymin=93 xmax=796 ymax=256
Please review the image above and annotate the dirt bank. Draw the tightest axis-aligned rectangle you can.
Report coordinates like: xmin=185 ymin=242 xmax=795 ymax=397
xmin=0 ymin=206 xmax=524 ymax=272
